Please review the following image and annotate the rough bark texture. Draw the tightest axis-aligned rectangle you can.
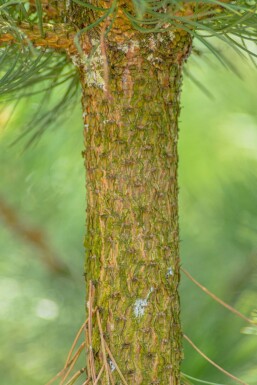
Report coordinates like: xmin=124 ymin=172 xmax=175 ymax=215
xmin=0 ymin=22 xmax=76 ymax=53
xmin=77 ymin=21 xmax=192 ymax=384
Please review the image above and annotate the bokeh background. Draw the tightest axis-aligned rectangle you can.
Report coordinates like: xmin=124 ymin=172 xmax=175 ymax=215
xmin=0 ymin=42 xmax=257 ymax=385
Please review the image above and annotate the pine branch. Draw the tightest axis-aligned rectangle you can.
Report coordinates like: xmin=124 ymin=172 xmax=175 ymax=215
xmin=0 ymin=195 xmax=70 ymax=276
xmin=0 ymin=21 xmax=77 ymax=53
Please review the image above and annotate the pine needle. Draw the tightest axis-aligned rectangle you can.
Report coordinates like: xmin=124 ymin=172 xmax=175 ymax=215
xmin=104 ymin=341 xmax=129 ymax=385
xmin=64 ymin=319 xmax=89 ymax=369
xmin=181 ymin=267 xmax=256 ymax=325
xmin=182 ymin=372 xmax=230 ymax=385
xmin=183 ymin=334 xmax=248 ymax=385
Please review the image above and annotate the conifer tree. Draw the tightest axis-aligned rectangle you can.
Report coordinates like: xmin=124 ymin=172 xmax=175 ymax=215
xmin=0 ymin=1 xmax=256 ymax=384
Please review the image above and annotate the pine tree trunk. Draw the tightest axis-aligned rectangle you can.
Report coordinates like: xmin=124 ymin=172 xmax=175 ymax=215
xmin=78 ymin=22 xmax=192 ymax=384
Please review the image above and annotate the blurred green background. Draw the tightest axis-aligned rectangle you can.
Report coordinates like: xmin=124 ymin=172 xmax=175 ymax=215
xmin=0 ymin=44 xmax=257 ymax=385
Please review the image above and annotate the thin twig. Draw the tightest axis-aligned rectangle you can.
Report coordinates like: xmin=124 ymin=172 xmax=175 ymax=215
xmin=88 ymin=281 xmax=97 ymax=382
xmin=64 ymin=367 xmax=86 ymax=385
xmin=85 ymin=323 xmax=91 ymax=382
xmin=45 ymin=343 xmax=85 ymax=385
xmin=64 ymin=319 xmax=88 ymax=369
xmin=96 ymin=310 xmax=110 ymax=385
xmin=60 ymin=342 xmax=86 ymax=385
xmin=183 ymin=334 xmax=248 ymax=385
xmin=181 ymin=267 xmax=256 ymax=325
xmin=46 ymin=370 xmax=63 ymax=385
xmin=83 ymin=308 xmax=97 ymax=380
xmin=93 ymin=365 xmax=105 ymax=385
xmin=104 ymin=341 xmax=129 ymax=385
xmin=82 ymin=379 xmax=90 ymax=385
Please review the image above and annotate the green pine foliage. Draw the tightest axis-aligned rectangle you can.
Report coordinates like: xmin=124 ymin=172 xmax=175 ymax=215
xmin=0 ymin=0 xmax=256 ymax=143
xmin=0 ymin=0 xmax=256 ymax=92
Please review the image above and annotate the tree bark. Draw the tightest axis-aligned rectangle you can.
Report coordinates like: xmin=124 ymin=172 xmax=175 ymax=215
xmin=77 ymin=22 xmax=192 ymax=385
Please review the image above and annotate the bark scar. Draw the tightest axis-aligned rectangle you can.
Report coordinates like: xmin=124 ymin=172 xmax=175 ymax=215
xmin=122 ymin=41 xmax=139 ymax=105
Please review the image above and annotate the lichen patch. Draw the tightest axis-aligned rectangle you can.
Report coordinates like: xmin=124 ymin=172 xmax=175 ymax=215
xmin=109 ymin=360 xmax=116 ymax=372
xmin=133 ymin=287 xmax=154 ymax=318
xmin=71 ymin=40 xmax=105 ymax=89
xmin=167 ymin=267 xmax=173 ymax=277
xmin=134 ymin=298 xmax=148 ymax=317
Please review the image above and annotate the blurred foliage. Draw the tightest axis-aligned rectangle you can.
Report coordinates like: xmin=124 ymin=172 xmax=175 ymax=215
xmin=179 ymin=43 xmax=257 ymax=384
xmin=0 ymin=42 xmax=257 ymax=385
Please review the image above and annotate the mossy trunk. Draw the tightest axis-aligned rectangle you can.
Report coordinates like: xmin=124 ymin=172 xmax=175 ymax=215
xmin=79 ymin=25 xmax=191 ymax=385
